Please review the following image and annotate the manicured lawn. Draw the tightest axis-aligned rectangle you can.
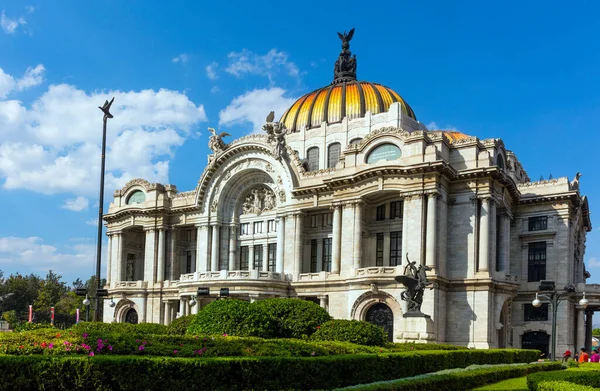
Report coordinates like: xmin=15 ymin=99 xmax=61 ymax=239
xmin=471 ymin=375 xmax=528 ymax=390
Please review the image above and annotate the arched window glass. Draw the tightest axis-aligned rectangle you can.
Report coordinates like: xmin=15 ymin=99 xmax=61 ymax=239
xmin=350 ymin=138 xmax=362 ymax=145
xmin=126 ymin=190 xmax=145 ymax=205
xmin=327 ymin=143 xmax=341 ymax=169
xmin=307 ymin=147 xmax=319 ymax=171
xmin=497 ymin=154 xmax=505 ymax=170
xmin=366 ymin=144 xmax=401 ymax=164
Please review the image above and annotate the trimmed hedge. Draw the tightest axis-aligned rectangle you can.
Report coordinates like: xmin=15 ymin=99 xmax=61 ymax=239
xmin=187 ymin=299 xmax=278 ymax=338
xmin=537 ymin=380 xmax=599 ymax=391
xmin=253 ymin=298 xmax=332 ymax=338
xmin=0 ymin=349 xmax=542 ymax=390
xmin=165 ymin=315 xmax=194 ymax=335
xmin=311 ymin=319 xmax=387 ymax=346
xmin=70 ymin=321 xmax=168 ymax=336
xmin=527 ymin=364 xmax=600 ymax=390
xmin=335 ymin=362 xmax=562 ymax=391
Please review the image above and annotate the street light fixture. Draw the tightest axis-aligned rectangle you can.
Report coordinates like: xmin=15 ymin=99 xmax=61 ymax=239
xmin=531 ymin=281 xmax=588 ymax=360
xmin=82 ymin=294 xmax=91 ymax=322
xmin=109 ymin=298 xmax=116 ymax=308
xmin=189 ymin=295 xmax=197 ymax=307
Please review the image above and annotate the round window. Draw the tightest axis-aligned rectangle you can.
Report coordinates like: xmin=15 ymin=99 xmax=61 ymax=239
xmin=126 ymin=190 xmax=145 ymax=205
xmin=366 ymin=144 xmax=402 ymax=164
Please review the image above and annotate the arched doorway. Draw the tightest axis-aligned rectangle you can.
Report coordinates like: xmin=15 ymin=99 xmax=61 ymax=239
xmin=366 ymin=303 xmax=394 ymax=341
xmin=522 ymin=331 xmax=549 ymax=358
xmin=125 ymin=308 xmax=138 ymax=324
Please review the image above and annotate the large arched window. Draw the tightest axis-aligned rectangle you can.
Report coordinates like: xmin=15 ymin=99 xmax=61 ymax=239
xmin=327 ymin=143 xmax=341 ymax=169
xmin=366 ymin=143 xmax=401 ymax=164
xmin=307 ymin=147 xmax=319 ymax=171
xmin=497 ymin=154 xmax=505 ymax=170
xmin=126 ymin=190 xmax=145 ymax=205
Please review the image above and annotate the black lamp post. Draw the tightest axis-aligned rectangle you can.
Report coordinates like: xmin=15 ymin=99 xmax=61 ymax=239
xmin=532 ymin=280 xmax=588 ymax=360
xmin=94 ymin=98 xmax=115 ymax=322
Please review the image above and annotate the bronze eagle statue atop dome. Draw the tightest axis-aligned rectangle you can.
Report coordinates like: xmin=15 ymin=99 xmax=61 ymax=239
xmin=337 ymin=28 xmax=355 ymax=50
xmin=333 ymin=28 xmax=357 ymax=83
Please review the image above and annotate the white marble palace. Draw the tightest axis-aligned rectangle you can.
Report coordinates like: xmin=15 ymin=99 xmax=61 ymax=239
xmin=103 ymin=30 xmax=597 ymax=355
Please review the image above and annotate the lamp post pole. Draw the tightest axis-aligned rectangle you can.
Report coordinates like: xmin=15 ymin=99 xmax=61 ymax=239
xmin=532 ymin=281 xmax=588 ymax=361
xmin=94 ymin=98 xmax=115 ymax=322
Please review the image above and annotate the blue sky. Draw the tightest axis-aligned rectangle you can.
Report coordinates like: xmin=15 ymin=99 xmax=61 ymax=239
xmin=1 ymin=0 xmax=599 ymax=284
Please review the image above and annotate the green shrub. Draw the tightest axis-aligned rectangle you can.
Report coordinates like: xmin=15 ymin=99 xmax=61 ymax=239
xmin=388 ymin=342 xmax=468 ymax=351
xmin=253 ymin=298 xmax=332 ymax=338
xmin=70 ymin=321 xmax=168 ymax=336
xmin=13 ymin=322 xmax=54 ymax=332
xmin=527 ymin=367 xmax=600 ymax=390
xmin=0 ymin=349 xmax=544 ymax=390
xmin=537 ymin=380 xmax=599 ymax=391
xmin=187 ymin=299 xmax=277 ymax=338
xmin=311 ymin=319 xmax=387 ymax=346
xmin=166 ymin=315 xmax=195 ymax=335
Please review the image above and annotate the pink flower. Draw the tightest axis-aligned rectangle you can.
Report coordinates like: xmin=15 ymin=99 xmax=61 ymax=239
xmin=223 ymin=333 xmax=228 ymax=337
xmin=89 ymin=352 xmax=94 ymax=357
xmin=48 ymin=343 xmax=54 ymax=349
xmin=82 ymin=333 xmax=88 ymax=338
xmin=173 ymin=350 xmax=178 ymax=354
xmin=138 ymin=345 xmax=144 ymax=351
xmin=108 ymin=345 xmax=113 ymax=351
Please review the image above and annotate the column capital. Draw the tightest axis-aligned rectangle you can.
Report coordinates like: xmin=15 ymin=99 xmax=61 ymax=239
xmin=400 ymin=191 xmax=424 ymax=200
xmin=330 ymin=202 xmax=343 ymax=210
xmin=195 ymin=223 xmax=210 ymax=228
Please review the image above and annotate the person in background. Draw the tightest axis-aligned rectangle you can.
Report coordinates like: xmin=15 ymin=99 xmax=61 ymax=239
xmin=590 ymin=347 xmax=599 ymax=363
xmin=563 ymin=349 xmax=572 ymax=362
xmin=579 ymin=347 xmax=589 ymax=363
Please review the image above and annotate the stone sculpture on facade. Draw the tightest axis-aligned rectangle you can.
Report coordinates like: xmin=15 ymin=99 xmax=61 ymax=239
xmin=395 ymin=254 xmax=433 ymax=315
xmin=240 ymin=187 xmax=277 ymax=215
xmin=262 ymin=111 xmax=287 ymax=160
xmin=208 ymin=127 xmax=231 ymax=165
xmin=570 ymin=172 xmax=582 ymax=190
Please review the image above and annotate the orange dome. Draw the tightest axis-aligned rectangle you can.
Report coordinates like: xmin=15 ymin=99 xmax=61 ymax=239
xmin=280 ymin=81 xmax=416 ymax=132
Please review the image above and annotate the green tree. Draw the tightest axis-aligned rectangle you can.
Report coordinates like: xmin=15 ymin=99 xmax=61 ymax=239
xmin=593 ymin=328 xmax=600 ymax=336
xmin=0 ymin=273 xmax=42 ymax=323
xmin=34 ymin=270 xmax=68 ymax=323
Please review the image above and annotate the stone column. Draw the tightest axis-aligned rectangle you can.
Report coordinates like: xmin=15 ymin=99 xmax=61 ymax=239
xmin=401 ymin=197 xmax=410 ymax=264
xmin=276 ymin=216 xmax=285 ymax=273
xmin=585 ymin=309 xmax=594 ymax=353
xmin=503 ymin=214 xmax=511 ymax=274
xmin=319 ymin=295 xmax=328 ymax=311
xmin=294 ymin=213 xmax=303 ymax=275
xmin=249 ymin=245 xmax=255 ymax=271
xmin=116 ymin=233 xmax=123 ymax=282
xmin=144 ymin=229 xmax=157 ymax=282
xmin=169 ymin=228 xmax=178 ymax=280
xmin=211 ymin=224 xmax=220 ymax=271
xmin=106 ymin=234 xmax=113 ymax=285
xmin=353 ymin=202 xmax=363 ymax=269
xmin=178 ymin=299 xmax=184 ymax=318
xmin=478 ymin=198 xmax=490 ymax=272
xmin=425 ymin=193 xmax=437 ymax=269
xmin=156 ymin=228 xmax=165 ymax=282
xmin=164 ymin=302 xmax=171 ymax=325
xmin=577 ymin=307 xmax=586 ymax=353
xmin=228 ymin=225 xmax=237 ymax=271
xmin=263 ymin=243 xmax=269 ymax=272
xmin=331 ymin=205 xmax=342 ymax=274
xmin=196 ymin=224 xmax=209 ymax=272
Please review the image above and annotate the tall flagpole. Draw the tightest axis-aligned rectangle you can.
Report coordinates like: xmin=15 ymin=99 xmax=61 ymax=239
xmin=94 ymin=97 xmax=114 ymax=321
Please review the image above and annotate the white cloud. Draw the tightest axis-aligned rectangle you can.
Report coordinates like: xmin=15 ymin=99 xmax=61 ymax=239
xmin=426 ymin=121 xmax=458 ymax=132
xmin=0 ymin=236 xmax=97 ymax=278
xmin=0 ymin=65 xmax=208 ymax=196
xmin=25 ymin=6 xmax=35 ymax=14
xmin=206 ymin=61 xmax=218 ymax=80
xmin=62 ymin=196 xmax=89 ymax=211
xmin=0 ymin=64 xmax=44 ymax=98
xmin=210 ymin=86 xmax=220 ymax=94
xmin=86 ymin=219 xmax=98 ymax=226
xmin=219 ymin=87 xmax=297 ymax=132
xmin=1 ymin=10 xmax=26 ymax=34
xmin=225 ymin=49 xmax=299 ymax=82
xmin=172 ymin=54 xmax=189 ymax=64
xmin=587 ymin=257 xmax=600 ymax=268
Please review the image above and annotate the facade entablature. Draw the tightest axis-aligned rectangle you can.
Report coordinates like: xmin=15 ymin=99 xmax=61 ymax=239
xmin=108 ymin=178 xmax=175 ymax=213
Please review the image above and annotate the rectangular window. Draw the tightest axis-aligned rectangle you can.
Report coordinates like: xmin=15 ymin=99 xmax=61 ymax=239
xmin=528 ymin=216 xmax=548 ymax=231
xmin=253 ymin=244 xmax=263 ymax=270
xmin=390 ymin=231 xmax=402 ymax=266
xmin=268 ymin=220 xmax=277 ymax=233
xmin=524 ymin=303 xmax=549 ymax=321
xmin=390 ymin=201 xmax=403 ymax=219
xmin=268 ymin=243 xmax=277 ymax=271
xmin=239 ymin=246 xmax=249 ymax=270
xmin=307 ymin=147 xmax=319 ymax=171
xmin=310 ymin=239 xmax=318 ymax=273
xmin=253 ymin=221 xmax=263 ymax=234
xmin=528 ymin=242 xmax=547 ymax=282
xmin=187 ymin=229 xmax=193 ymax=241
xmin=376 ymin=204 xmax=386 ymax=221
xmin=240 ymin=223 xmax=250 ymax=235
xmin=323 ymin=238 xmax=332 ymax=272
xmin=310 ymin=215 xmax=318 ymax=228
xmin=376 ymin=233 xmax=384 ymax=266
xmin=186 ymin=251 xmax=192 ymax=274
xmin=322 ymin=212 xmax=333 ymax=227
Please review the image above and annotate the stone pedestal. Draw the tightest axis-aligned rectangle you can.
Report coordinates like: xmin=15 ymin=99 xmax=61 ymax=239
xmin=397 ymin=313 xmax=435 ymax=343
